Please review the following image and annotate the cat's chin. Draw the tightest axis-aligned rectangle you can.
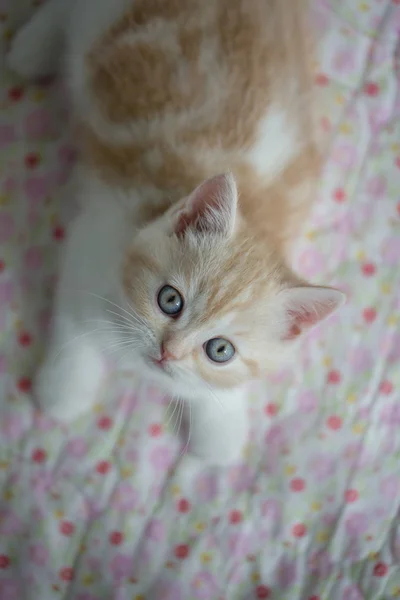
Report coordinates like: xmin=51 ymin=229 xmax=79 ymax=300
xmin=136 ymin=355 xmax=213 ymax=402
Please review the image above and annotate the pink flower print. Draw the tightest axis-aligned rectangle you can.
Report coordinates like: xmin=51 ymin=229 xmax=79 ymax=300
xmin=0 ymin=414 xmax=25 ymax=441
xmin=30 ymin=471 xmax=54 ymax=495
xmin=269 ymin=368 xmax=291 ymax=384
xmin=297 ymin=390 xmax=318 ymax=413
xmin=332 ymin=49 xmax=356 ymax=73
xmin=24 ymin=247 xmax=43 ymax=270
xmin=369 ymin=42 xmax=389 ymax=68
xmin=366 ymin=175 xmax=387 ymax=198
xmin=261 ymin=498 xmax=281 ymax=522
xmin=145 ymin=518 xmax=165 ymax=542
xmin=331 ymin=142 xmax=358 ymax=169
xmin=119 ymin=391 xmax=139 ymax=416
xmin=38 ymin=308 xmax=52 ymax=335
xmin=125 ymin=447 xmax=139 ymax=463
xmin=24 ymin=176 xmax=48 ymax=203
xmin=298 ymin=247 xmax=325 ymax=278
xmin=195 ymin=473 xmax=218 ymax=502
xmin=29 ymin=542 xmax=49 ymax=566
xmin=372 ymin=109 xmax=391 ymax=132
xmin=259 ymin=499 xmax=282 ymax=539
xmin=321 ymin=513 xmax=336 ymax=528
xmin=343 ymin=442 xmax=362 ymax=464
xmin=342 ymin=584 xmax=363 ymax=600
xmin=382 ymin=237 xmax=400 ymax=265
xmin=58 ymin=145 xmax=77 ymax=167
xmin=0 ymin=125 xmax=16 ymax=149
xmin=0 ymin=213 xmax=15 ymax=244
xmin=277 ymin=557 xmax=297 ymax=589
xmin=308 ymin=454 xmax=336 ymax=480
xmin=228 ymin=532 xmax=252 ymax=560
xmin=308 ymin=550 xmax=333 ymax=579
xmin=66 ymin=437 xmax=88 ymax=458
xmin=380 ymin=402 xmax=400 ymax=427
xmin=344 ymin=512 xmax=368 ymax=537
xmin=191 ymin=571 xmax=219 ymax=599
xmin=348 ymin=347 xmax=373 ymax=374
xmin=110 ymin=553 xmax=132 ymax=581
xmin=111 ymin=482 xmax=139 ymax=512
xmin=85 ymin=501 xmax=102 ymax=520
xmin=152 ymin=580 xmax=183 ymax=600
xmin=380 ymin=475 xmax=400 ymax=500
xmin=77 ymin=594 xmax=99 ymax=600
xmin=265 ymin=424 xmax=285 ymax=452
xmin=149 ymin=445 xmax=175 ymax=471
xmin=86 ymin=557 xmax=102 ymax=571
xmin=0 ymin=509 xmax=22 ymax=535
xmin=0 ymin=578 xmax=20 ymax=600
xmin=228 ymin=464 xmax=253 ymax=493
xmin=2 ymin=178 xmax=16 ymax=193
xmin=34 ymin=413 xmax=54 ymax=431
xmin=24 ymin=108 xmax=54 ymax=140
xmin=386 ymin=332 xmax=400 ymax=363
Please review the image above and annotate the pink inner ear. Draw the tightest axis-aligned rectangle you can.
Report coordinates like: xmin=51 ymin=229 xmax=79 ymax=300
xmin=174 ymin=173 xmax=237 ymax=237
xmin=280 ymin=286 xmax=345 ymax=341
xmin=175 ymin=212 xmax=195 ymax=237
xmin=284 ymin=310 xmax=319 ymax=340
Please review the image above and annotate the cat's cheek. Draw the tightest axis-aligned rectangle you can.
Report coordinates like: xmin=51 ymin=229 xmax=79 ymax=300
xmin=194 ymin=357 xmax=246 ymax=390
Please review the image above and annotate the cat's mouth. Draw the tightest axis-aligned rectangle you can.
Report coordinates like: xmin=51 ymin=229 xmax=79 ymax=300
xmin=148 ymin=356 xmax=172 ymax=376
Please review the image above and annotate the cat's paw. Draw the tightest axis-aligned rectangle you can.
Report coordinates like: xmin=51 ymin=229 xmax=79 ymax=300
xmin=34 ymin=359 xmax=103 ymax=423
xmin=7 ymin=19 xmax=58 ymax=79
xmin=187 ymin=398 xmax=248 ymax=466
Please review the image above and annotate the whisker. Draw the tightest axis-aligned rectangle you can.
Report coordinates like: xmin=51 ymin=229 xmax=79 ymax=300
xmin=176 ymin=398 xmax=185 ymax=438
xmin=180 ymin=400 xmax=192 ymax=458
xmin=49 ymin=328 xmax=105 ymax=365
xmin=203 ymin=381 xmax=226 ymax=413
xmin=164 ymin=397 xmax=180 ymax=428
xmin=100 ymin=340 xmax=144 ymax=355
xmin=172 ymin=398 xmax=184 ymax=438
xmin=77 ymin=290 xmax=147 ymax=328
xmin=105 ymin=308 xmax=146 ymax=330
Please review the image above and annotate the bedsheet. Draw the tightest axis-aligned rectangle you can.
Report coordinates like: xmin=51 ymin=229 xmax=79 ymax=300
xmin=1 ymin=0 xmax=400 ymax=598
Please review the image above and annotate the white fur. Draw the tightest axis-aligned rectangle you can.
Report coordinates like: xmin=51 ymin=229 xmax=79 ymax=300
xmin=246 ymin=108 xmax=300 ymax=180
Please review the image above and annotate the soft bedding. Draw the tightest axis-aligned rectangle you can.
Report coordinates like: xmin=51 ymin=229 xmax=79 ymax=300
xmin=1 ymin=0 xmax=400 ymax=598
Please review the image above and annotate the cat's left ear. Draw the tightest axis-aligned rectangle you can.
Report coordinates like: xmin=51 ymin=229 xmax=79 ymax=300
xmin=278 ymin=286 xmax=345 ymax=341
xmin=174 ymin=173 xmax=237 ymax=238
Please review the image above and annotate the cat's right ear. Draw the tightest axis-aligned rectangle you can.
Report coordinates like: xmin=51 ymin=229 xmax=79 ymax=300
xmin=174 ymin=173 xmax=237 ymax=238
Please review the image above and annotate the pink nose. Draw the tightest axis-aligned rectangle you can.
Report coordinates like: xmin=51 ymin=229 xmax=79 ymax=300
xmin=160 ymin=342 xmax=177 ymax=363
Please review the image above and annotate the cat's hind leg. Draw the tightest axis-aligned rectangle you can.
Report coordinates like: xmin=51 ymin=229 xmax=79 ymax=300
xmin=7 ymin=0 xmax=69 ymax=79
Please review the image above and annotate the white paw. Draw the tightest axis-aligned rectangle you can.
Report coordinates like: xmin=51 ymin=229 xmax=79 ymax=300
xmin=34 ymin=360 xmax=103 ymax=423
xmin=7 ymin=24 xmax=56 ymax=79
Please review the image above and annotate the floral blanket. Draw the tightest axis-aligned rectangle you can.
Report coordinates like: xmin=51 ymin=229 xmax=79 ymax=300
xmin=1 ymin=0 xmax=400 ymax=598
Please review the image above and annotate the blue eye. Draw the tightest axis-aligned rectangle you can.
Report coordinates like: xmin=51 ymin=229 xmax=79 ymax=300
xmin=157 ymin=285 xmax=184 ymax=316
xmin=205 ymin=338 xmax=235 ymax=363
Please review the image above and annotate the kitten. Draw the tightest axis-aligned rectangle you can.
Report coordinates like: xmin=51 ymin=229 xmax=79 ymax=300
xmin=8 ymin=0 xmax=344 ymax=465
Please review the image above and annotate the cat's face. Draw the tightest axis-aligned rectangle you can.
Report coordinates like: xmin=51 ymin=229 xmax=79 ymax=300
xmin=120 ymin=174 xmax=344 ymax=397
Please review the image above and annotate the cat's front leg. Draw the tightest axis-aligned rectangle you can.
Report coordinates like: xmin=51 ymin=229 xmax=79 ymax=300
xmin=35 ymin=316 xmax=105 ymax=422
xmin=7 ymin=0 xmax=68 ymax=79
xmin=185 ymin=389 xmax=249 ymax=465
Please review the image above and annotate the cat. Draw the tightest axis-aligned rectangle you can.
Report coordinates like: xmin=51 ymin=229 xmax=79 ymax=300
xmin=7 ymin=0 xmax=344 ymax=465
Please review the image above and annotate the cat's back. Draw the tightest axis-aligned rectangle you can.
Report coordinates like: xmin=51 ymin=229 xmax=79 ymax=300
xmin=68 ymin=0 xmax=315 ymax=194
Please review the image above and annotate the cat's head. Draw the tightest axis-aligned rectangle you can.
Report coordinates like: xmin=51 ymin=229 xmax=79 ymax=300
xmin=121 ymin=173 xmax=344 ymax=397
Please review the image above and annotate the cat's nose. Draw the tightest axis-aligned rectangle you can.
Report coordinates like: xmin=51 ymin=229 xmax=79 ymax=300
xmin=160 ymin=342 xmax=177 ymax=362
